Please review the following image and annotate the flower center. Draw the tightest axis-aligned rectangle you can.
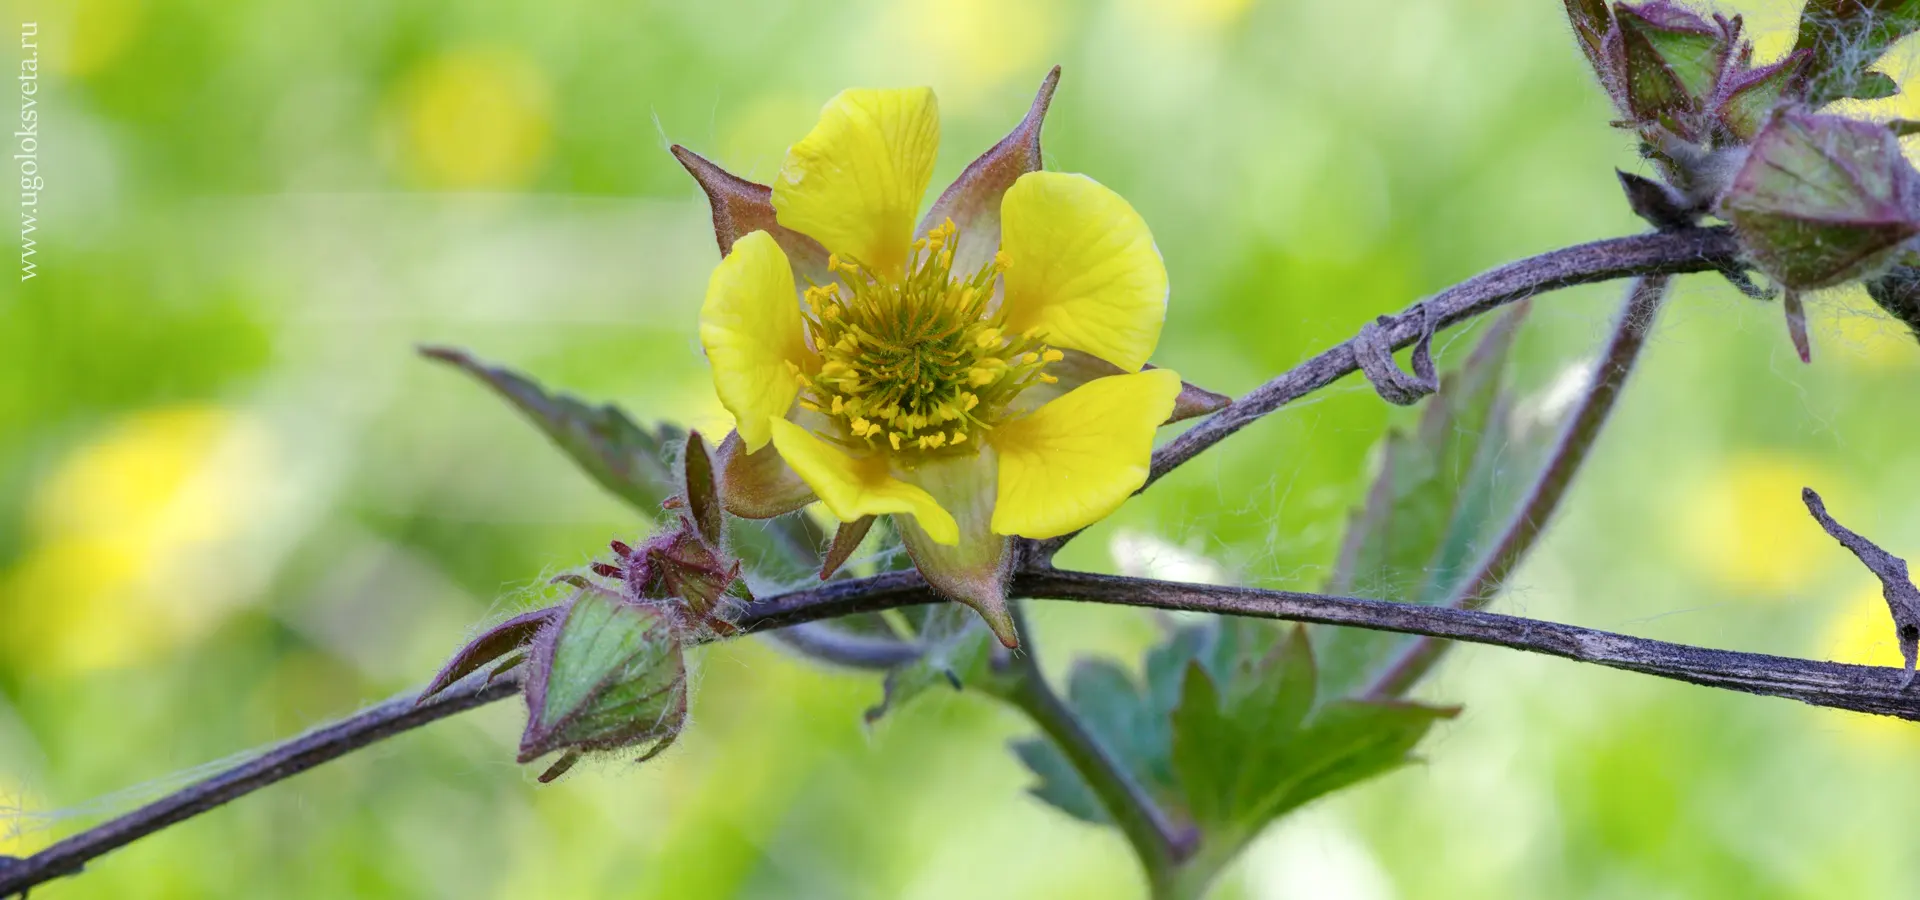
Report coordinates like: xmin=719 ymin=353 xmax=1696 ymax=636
xmin=798 ymin=220 xmax=1058 ymax=455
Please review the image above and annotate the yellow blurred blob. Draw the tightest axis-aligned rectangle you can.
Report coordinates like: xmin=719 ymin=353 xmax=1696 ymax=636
xmin=1817 ymin=583 xmax=1920 ymax=744
xmin=1817 ymin=292 xmax=1920 ymax=371
xmin=46 ymin=0 xmax=145 ymax=77
xmin=2 ymin=405 xmax=279 ymax=672
xmin=881 ymin=0 xmax=1060 ymax=107
xmin=1710 ymin=0 xmax=1802 ymax=63
xmin=1677 ymin=453 xmax=1839 ymax=598
xmin=394 ymin=48 xmax=552 ymax=189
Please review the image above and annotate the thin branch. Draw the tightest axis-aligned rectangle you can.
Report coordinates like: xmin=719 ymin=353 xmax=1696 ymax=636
xmin=1031 ymin=226 xmax=1740 ymax=563
xmin=15 ymin=559 xmax=1920 ymax=896
xmin=0 ymin=672 xmax=522 ymax=896
xmin=1365 ymin=273 xmax=1671 ymax=697
xmin=1018 ymin=571 xmax=1920 ymax=719
xmin=765 ymin=622 xmax=925 ymax=670
xmin=996 ymin=602 xmax=1195 ymax=877
xmin=1802 ymin=488 xmax=1920 ymax=684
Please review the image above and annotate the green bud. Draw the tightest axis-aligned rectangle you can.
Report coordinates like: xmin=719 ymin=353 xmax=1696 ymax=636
xmin=1714 ymin=51 xmax=1806 ymax=143
xmin=1719 ymin=110 xmax=1920 ymax=291
xmin=519 ymin=589 xmax=688 ymax=781
xmin=1614 ymin=2 xmax=1725 ymax=128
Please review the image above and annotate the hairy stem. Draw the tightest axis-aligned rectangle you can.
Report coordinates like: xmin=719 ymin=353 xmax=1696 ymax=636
xmin=996 ymin=601 xmax=1195 ymax=880
xmin=1365 ymin=273 xmax=1671 ymax=697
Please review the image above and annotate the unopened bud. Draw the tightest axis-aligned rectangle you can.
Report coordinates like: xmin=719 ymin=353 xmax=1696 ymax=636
xmin=1719 ymin=110 xmax=1920 ymax=291
xmin=518 ymin=588 xmax=688 ymax=782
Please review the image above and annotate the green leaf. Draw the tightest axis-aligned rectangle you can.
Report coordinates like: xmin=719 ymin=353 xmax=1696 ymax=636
xmin=1171 ymin=630 xmax=1316 ymax=830
xmin=421 ymin=347 xmax=681 ymax=514
xmin=519 ymin=589 xmax=686 ymax=767
xmin=1010 ymin=625 xmax=1216 ymax=825
xmin=1169 ymin=628 xmax=1457 ymax=844
xmin=1795 ymin=0 xmax=1920 ymax=106
xmin=1010 ymin=733 xmax=1107 ymax=824
xmin=1316 ymin=307 xmax=1529 ymax=697
xmin=1009 ymin=620 xmax=1454 ymax=894
xmin=1007 ymin=619 xmax=1290 ymax=828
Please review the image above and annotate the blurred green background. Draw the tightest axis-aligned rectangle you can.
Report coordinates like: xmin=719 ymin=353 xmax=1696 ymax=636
xmin=5 ymin=0 xmax=1920 ymax=896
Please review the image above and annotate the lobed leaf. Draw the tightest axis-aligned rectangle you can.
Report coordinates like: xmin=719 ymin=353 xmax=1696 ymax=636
xmin=1012 ymin=621 xmax=1454 ymax=888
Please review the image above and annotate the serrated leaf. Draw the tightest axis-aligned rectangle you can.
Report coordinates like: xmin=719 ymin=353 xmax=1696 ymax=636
xmin=1010 ymin=618 xmax=1281 ymax=828
xmin=1794 ymin=0 xmax=1920 ymax=106
xmin=1169 ymin=628 xmax=1456 ymax=846
xmin=1009 ymin=617 xmax=1451 ymax=895
xmin=1010 ymin=656 xmax=1182 ymax=826
xmin=1171 ymin=630 xmax=1316 ymax=830
xmin=422 ymin=347 xmax=682 ymax=514
xmin=1317 ymin=307 xmax=1530 ymax=697
xmin=1010 ymin=736 xmax=1107 ymax=824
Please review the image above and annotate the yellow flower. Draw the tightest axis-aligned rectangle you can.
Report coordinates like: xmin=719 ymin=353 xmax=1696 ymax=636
xmin=673 ymin=70 xmax=1211 ymax=645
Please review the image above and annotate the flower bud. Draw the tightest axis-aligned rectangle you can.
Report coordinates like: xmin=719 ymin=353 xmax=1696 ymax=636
xmin=1719 ymin=110 xmax=1920 ymax=291
xmin=518 ymin=588 xmax=688 ymax=782
xmin=1612 ymin=2 xmax=1726 ymax=129
xmin=601 ymin=431 xmax=752 ymax=634
xmin=619 ymin=528 xmax=749 ymax=628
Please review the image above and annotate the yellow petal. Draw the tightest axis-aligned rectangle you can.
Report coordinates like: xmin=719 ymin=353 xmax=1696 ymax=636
xmin=989 ymin=369 xmax=1181 ymax=539
xmin=769 ymin=417 xmax=959 ymax=545
xmin=771 ymin=87 xmax=940 ymax=275
xmin=699 ymin=231 xmax=810 ymax=452
xmin=999 ymin=172 xmax=1168 ymax=372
